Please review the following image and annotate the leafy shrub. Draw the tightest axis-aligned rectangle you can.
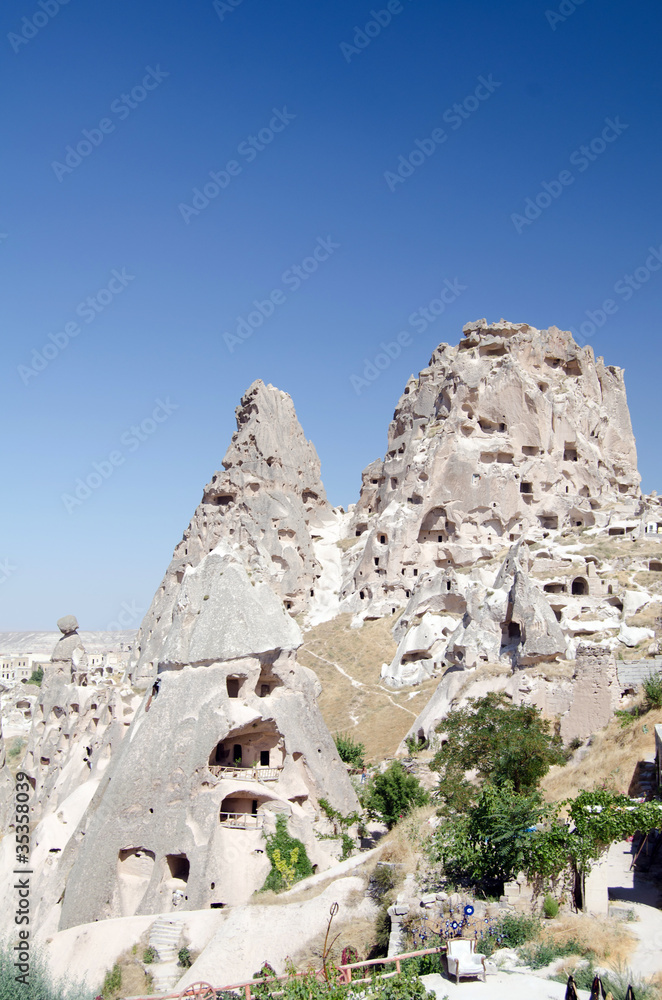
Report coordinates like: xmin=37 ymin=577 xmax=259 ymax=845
xmin=27 ymin=666 xmax=43 ymax=686
xmin=615 ymin=708 xmax=638 ymax=728
xmin=402 ymin=949 xmax=443 ymax=975
xmin=499 ymin=913 xmax=540 ymax=947
xmin=543 ymin=894 xmax=559 ymax=918
xmin=251 ymin=962 xmax=278 ymax=999
xmin=340 ymin=833 xmax=354 ymax=860
xmin=102 ymin=963 xmax=122 ymax=995
xmin=177 ymin=947 xmax=192 ymax=968
xmin=431 ymin=782 xmax=543 ymax=888
xmin=262 ymin=815 xmax=313 ymax=892
xmin=404 ymin=734 xmax=429 ymax=755
xmin=274 ymin=961 xmax=433 ymax=999
xmin=367 ymin=863 xmax=398 ymax=900
xmin=642 ymin=672 xmax=662 ymax=710
xmin=142 ymin=946 xmax=158 ymax=964
xmin=520 ymin=938 xmax=583 ymax=969
xmin=334 ymin=732 xmax=365 ymax=768
xmin=0 ymin=939 xmax=95 ymax=1000
xmin=478 ymin=912 xmax=540 ymax=955
xmin=362 ymin=762 xmax=428 ymax=829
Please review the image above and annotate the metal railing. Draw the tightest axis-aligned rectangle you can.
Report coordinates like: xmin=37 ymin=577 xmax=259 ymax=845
xmin=218 ymin=811 xmax=263 ymax=830
xmin=208 ymin=765 xmax=282 ymax=783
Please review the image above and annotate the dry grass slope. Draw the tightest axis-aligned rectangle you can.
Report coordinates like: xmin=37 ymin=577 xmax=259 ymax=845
xmin=542 ymin=704 xmax=662 ymax=801
xmin=547 ymin=913 xmax=637 ymax=968
xmin=299 ymin=615 xmax=438 ymax=761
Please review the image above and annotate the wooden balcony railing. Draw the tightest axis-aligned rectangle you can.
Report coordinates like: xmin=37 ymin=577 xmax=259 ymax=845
xmin=218 ymin=811 xmax=263 ymax=830
xmin=208 ymin=765 xmax=282 ymax=783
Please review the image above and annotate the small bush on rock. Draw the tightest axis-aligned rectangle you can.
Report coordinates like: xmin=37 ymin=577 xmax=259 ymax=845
xmin=102 ymin=963 xmax=122 ymax=996
xmin=177 ymin=947 xmax=193 ymax=968
xmin=642 ymin=672 xmax=662 ymax=710
xmin=334 ymin=732 xmax=366 ymax=768
xmin=363 ymin=762 xmax=429 ymax=829
xmin=262 ymin=815 xmax=313 ymax=893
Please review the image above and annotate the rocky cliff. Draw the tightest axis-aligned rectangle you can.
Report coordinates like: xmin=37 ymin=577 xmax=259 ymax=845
xmin=339 ymin=319 xmax=640 ymax=624
xmin=130 ymin=380 xmax=332 ymax=686
xmin=3 ymin=319 xmax=659 ymax=958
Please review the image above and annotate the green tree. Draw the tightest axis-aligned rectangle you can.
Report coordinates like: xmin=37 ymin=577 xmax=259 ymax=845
xmin=27 ymin=665 xmax=43 ymax=686
xmin=334 ymin=732 xmax=365 ymax=768
xmin=431 ymin=692 xmax=565 ymax=802
xmin=524 ymin=788 xmax=662 ymax=906
xmin=431 ymin=782 xmax=543 ymax=886
xmin=363 ymin=762 xmax=429 ymax=829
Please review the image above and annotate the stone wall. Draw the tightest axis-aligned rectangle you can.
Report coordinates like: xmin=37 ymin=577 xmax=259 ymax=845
xmin=559 ymin=644 xmax=621 ymax=744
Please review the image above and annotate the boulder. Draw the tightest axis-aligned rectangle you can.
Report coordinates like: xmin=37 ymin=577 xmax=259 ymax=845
xmin=57 ymin=615 xmax=79 ymax=635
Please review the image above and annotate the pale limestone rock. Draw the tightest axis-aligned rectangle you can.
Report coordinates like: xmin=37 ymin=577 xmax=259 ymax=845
xmin=131 ymin=380 xmax=331 ymax=687
xmin=50 ymin=620 xmax=88 ymax=681
xmin=381 ymin=611 xmax=459 ymax=686
xmin=559 ymin=645 xmax=621 ymax=743
xmin=54 ymin=552 xmax=358 ymax=932
xmin=509 ymin=568 xmax=567 ymax=665
xmin=618 ymin=624 xmax=655 ymax=648
xmin=340 ymin=320 xmax=640 ymax=623
xmin=56 ymin=615 xmax=79 ymax=635
xmin=161 ymin=546 xmax=302 ymax=667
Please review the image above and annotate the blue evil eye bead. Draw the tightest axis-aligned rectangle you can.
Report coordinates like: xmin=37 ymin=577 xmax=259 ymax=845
xmin=451 ymin=921 xmax=458 ymax=930
xmin=464 ymin=905 xmax=474 ymax=916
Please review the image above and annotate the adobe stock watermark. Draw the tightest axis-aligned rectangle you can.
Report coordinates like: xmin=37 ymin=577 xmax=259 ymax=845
xmin=8 ymin=0 xmax=71 ymax=54
xmin=570 ymin=244 xmax=662 ymax=346
xmin=213 ymin=0 xmax=246 ymax=21
xmin=51 ymin=66 xmax=169 ymax=181
xmin=340 ymin=0 xmax=414 ymax=63
xmin=350 ymin=278 xmax=467 ymax=393
xmin=61 ymin=398 xmax=178 ymax=514
xmin=511 ymin=116 xmax=627 ymax=233
xmin=223 ymin=236 xmax=339 ymax=352
xmin=0 ymin=559 xmax=17 ymax=584
xmin=546 ymin=0 xmax=588 ymax=31
xmin=18 ymin=269 xmax=135 ymax=386
xmin=179 ymin=107 xmax=296 ymax=224
xmin=383 ymin=75 xmax=501 ymax=192
xmin=106 ymin=601 xmax=145 ymax=631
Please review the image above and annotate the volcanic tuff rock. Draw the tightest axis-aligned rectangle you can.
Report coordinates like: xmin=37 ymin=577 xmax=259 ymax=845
xmin=53 ymin=546 xmax=358 ymax=931
xmin=131 ymin=379 xmax=332 ymax=687
xmin=340 ymin=319 xmax=640 ymax=623
xmin=3 ymin=319 xmax=659 ymax=956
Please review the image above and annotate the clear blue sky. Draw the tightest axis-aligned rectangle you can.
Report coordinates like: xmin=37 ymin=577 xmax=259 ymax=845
xmin=1 ymin=0 xmax=661 ymax=630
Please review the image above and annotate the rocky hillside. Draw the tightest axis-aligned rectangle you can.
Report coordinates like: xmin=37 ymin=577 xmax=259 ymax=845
xmin=1 ymin=317 xmax=661 ymax=968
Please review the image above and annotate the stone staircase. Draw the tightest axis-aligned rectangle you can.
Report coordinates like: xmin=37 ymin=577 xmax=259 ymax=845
xmin=629 ymin=758 xmax=659 ymax=799
xmin=147 ymin=917 xmax=183 ymax=994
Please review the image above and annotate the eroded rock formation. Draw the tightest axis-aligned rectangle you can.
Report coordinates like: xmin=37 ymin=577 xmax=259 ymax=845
xmin=47 ymin=544 xmax=358 ymax=932
xmin=340 ymin=320 xmax=640 ymax=624
xmin=131 ymin=380 xmax=332 ymax=687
